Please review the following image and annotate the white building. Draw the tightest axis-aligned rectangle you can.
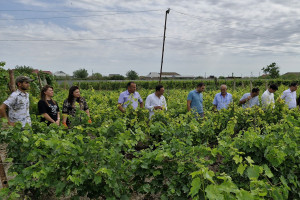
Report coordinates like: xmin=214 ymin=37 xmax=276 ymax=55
xmin=145 ymin=72 xmax=194 ymax=79
xmin=54 ymin=71 xmax=69 ymax=77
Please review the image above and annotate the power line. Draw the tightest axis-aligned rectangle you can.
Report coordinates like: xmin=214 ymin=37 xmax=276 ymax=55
xmin=171 ymin=9 xmax=300 ymax=42
xmin=0 ymin=10 xmax=163 ymax=21
xmin=171 ymin=9 xmax=287 ymax=31
xmin=167 ymin=36 xmax=299 ymax=54
xmin=0 ymin=36 xmax=163 ymax=42
xmin=0 ymin=9 xmax=163 ymax=13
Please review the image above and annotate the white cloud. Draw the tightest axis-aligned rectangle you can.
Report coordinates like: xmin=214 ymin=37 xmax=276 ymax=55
xmin=1 ymin=0 xmax=300 ymax=76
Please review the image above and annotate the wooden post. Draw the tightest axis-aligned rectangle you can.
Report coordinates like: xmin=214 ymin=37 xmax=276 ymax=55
xmin=64 ymin=80 xmax=67 ymax=90
xmin=265 ymin=80 xmax=268 ymax=90
xmin=37 ymin=72 xmax=43 ymax=90
xmin=250 ymin=80 xmax=253 ymax=90
xmin=214 ymin=77 xmax=218 ymax=90
xmin=0 ymin=156 xmax=8 ymax=188
xmin=233 ymin=78 xmax=236 ymax=91
xmin=8 ymin=70 xmax=16 ymax=92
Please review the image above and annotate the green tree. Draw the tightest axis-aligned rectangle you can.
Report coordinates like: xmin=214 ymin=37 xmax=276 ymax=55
xmin=262 ymin=63 xmax=280 ymax=78
xmin=73 ymin=68 xmax=88 ymax=79
xmin=110 ymin=75 xmax=125 ymax=80
xmin=126 ymin=70 xmax=139 ymax=80
xmin=14 ymin=65 xmax=34 ymax=75
xmin=89 ymin=73 xmax=103 ymax=80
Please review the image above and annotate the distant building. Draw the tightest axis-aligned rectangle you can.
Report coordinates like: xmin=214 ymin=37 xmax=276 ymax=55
xmin=226 ymin=76 xmax=242 ymax=79
xmin=145 ymin=72 xmax=194 ymax=79
xmin=281 ymin=72 xmax=300 ymax=79
xmin=282 ymin=72 xmax=300 ymax=76
xmin=32 ymin=69 xmax=52 ymax=75
xmin=54 ymin=71 xmax=69 ymax=77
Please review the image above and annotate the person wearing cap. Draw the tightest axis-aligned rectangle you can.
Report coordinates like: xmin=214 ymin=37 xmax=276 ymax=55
xmin=0 ymin=76 xmax=33 ymax=127
xmin=280 ymin=82 xmax=298 ymax=109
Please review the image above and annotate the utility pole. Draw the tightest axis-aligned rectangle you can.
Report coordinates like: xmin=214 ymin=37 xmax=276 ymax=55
xmin=159 ymin=8 xmax=170 ymax=84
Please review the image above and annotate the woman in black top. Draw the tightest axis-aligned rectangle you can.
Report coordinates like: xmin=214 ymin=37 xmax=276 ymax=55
xmin=38 ymin=85 xmax=60 ymax=126
xmin=62 ymin=86 xmax=91 ymax=127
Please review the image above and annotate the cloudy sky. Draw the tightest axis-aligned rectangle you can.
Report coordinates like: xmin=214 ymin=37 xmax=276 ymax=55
xmin=1 ymin=0 xmax=300 ymax=77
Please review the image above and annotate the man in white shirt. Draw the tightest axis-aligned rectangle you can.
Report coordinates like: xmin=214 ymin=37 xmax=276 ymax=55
xmin=261 ymin=84 xmax=278 ymax=108
xmin=239 ymin=88 xmax=260 ymax=109
xmin=0 ymin=76 xmax=33 ymax=127
xmin=145 ymin=85 xmax=167 ymax=118
xmin=281 ymin=82 xmax=298 ymax=109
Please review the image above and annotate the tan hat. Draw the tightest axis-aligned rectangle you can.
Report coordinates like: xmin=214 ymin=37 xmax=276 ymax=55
xmin=15 ymin=76 xmax=34 ymax=84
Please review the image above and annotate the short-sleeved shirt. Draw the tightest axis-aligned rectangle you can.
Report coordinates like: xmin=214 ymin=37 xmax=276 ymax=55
xmin=118 ymin=90 xmax=143 ymax=109
xmin=281 ymin=89 xmax=297 ymax=109
xmin=62 ymin=97 xmax=88 ymax=125
xmin=3 ymin=89 xmax=31 ymax=127
xmin=187 ymin=90 xmax=204 ymax=114
xmin=239 ymin=93 xmax=259 ymax=109
xmin=213 ymin=92 xmax=233 ymax=110
xmin=261 ymin=90 xmax=275 ymax=108
xmin=38 ymin=100 xmax=59 ymax=125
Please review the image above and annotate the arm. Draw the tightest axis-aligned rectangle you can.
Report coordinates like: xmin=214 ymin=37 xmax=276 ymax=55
xmin=62 ymin=114 xmax=68 ymax=127
xmin=0 ymin=103 xmax=14 ymax=126
xmin=212 ymin=95 xmax=218 ymax=111
xmin=239 ymin=95 xmax=251 ymax=105
xmin=138 ymin=94 xmax=144 ymax=108
xmin=139 ymin=102 xmax=144 ymax=109
xmin=145 ymin=96 xmax=154 ymax=111
xmin=85 ymin=109 xmax=92 ymax=123
xmin=213 ymin=105 xmax=217 ymax=111
xmin=187 ymin=100 xmax=192 ymax=111
xmin=85 ymin=109 xmax=90 ymax=117
xmin=56 ymin=112 xmax=60 ymax=125
xmin=163 ymin=97 xmax=167 ymax=111
xmin=118 ymin=103 xmax=125 ymax=113
xmin=280 ymin=91 xmax=286 ymax=100
xmin=41 ymin=113 xmax=56 ymax=123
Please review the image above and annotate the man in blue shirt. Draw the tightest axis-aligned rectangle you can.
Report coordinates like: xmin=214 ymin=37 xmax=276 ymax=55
xmin=239 ymin=88 xmax=260 ymax=109
xmin=118 ymin=82 xmax=143 ymax=112
xmin=187 ymin=83 xmax=205 ymax=117
xmin=213 ymin=84 xmax=233 ymax=110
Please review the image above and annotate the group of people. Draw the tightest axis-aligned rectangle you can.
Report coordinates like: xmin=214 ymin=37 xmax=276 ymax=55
xmin=186 ymin=82 xmax=299 ymax=117
xmin=0 ymin=76 xmax=90 ymax=128
xmin=0 ymin=76 xmax=299 ymax=127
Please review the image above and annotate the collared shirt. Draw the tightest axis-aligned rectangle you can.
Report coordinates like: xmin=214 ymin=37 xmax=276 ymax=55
xmin=145 ymin=93 xmax=167 ymax=118
xmin=3 ymin=89 xmax=31 ymax=127
xmin=239 ymin=93 xmax=259 ymax=109
xmin=261 ymin=89 xmax=275 ymax=108
xmin=281 ymin=89 xmax=297 ymax=109
xmin=187 ymin=90 xmax=204 ymax=114
xmin=213 ymin=92 xmax=233 ymax=110
xmin=118 ymin=90 xmax=143 ymax=109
